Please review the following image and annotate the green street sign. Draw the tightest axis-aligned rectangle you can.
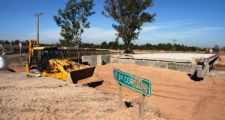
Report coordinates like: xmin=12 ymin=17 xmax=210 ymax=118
xmin=113 ymin=69 xmax=151 ymax=96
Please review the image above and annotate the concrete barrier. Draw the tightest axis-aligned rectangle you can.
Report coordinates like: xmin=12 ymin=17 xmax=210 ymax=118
xmin=82 ymin=55 xmax=111 ymax=66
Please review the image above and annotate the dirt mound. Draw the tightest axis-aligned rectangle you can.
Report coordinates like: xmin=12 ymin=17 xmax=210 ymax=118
xmin=213 ymin=55 xmax=225 ymax=70
xmin=78 ymin=63 xmax=225 ymax=120
xmin=219 ymin=55 xmax=225 ymax=65
xmin=79 ymin=63 xmax=191 ymax=99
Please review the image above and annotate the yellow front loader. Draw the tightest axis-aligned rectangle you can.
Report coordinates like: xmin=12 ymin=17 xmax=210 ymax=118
xmin=26 ymin=41 xmax=95 ymax=84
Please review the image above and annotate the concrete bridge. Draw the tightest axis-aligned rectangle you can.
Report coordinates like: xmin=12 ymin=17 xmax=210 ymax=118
xmin=110 ymin=53 xmax=219 ymax=79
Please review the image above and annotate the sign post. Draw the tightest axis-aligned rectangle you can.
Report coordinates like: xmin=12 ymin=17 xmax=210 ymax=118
xmin=118 ymin=83 xmax=122 ymax=108
xmin=139 ymin=94 xmax=145 ymax=119
xmin=19 ymin=43 xmax=22 ymax=64
xmin=113 ymin=68 xmax=151 ymax=119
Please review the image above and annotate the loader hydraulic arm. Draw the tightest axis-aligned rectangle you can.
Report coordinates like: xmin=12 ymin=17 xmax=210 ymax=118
xmin=26 ymin=40 xmax=37 ymax=73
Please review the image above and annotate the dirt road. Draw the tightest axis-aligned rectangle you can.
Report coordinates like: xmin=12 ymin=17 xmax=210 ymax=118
xmin=79 ymin=63 xmax=225 ymax=120
xmin=0 ymin=71 xmax=164 ymax=120
xmin=0 ymin=72 xmax=116 ymax=120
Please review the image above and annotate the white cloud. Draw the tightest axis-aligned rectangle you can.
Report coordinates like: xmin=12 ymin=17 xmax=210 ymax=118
xmin=82 ymin=27 xmax=117 ymax=43
xmin=137 ymin=21 xmax=225 ymax=47
xmin=142 ymin=26 xmax=161 ymax=32
xmin=15 ymin=28 xmax=61 ymax=44
xmin=18 ymin=20 xmax=224 ymax=47
xmin=39 ymin=29 xmax=61 ymax=44
xmin=30 ymin=27 xmax=117 ymax=44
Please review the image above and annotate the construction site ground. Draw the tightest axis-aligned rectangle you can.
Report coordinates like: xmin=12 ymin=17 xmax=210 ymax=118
xmin=0 ymin=55 xmax=225 ymax=120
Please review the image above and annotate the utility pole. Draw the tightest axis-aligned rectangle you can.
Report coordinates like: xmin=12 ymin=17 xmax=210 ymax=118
xmin=35 ymin=13 xmax=42 ymax=46
xmin=196 ymin=43 xmax=199 ymax=52
xmin=172 ymin=39 xmax=176 ymax=52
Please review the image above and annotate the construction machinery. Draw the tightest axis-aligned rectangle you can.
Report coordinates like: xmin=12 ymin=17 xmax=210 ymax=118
xmin=26 ymin=40 xmax=95 ymax=84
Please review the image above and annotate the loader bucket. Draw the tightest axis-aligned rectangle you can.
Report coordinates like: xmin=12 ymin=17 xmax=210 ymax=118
xmin=66 ymin=66 xmax=96 ymax=84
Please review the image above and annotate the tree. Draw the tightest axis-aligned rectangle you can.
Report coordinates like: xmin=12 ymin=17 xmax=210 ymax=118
xmin=102 ymin=0 xmax=155 ymax=53
xmin=221 ymin=46 xmax=225 ymax=51
xmin=14 ymin=40 xmax=20 ymax=45
xmin=114 ymin=35 xmax=119 ymax=49
xmin=213 ymin=44 xmax=220 ymax=53
xmin=100 ymin=41 xmax=108 ymax=49
xmin=54 ymin=0 xmax=95 ymax=47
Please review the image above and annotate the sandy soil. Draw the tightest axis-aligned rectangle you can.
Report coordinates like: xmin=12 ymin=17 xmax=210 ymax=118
xmin=213 ymin=55 xmax=225 ymax=70
xmin=0 ymin=71 xmax=164 ymax=120
xmin=78 ymin=63 xmax=225 ymax=120
xmin=1 ymin=62 xmax=225 ymax=120
xmin=219 ymin=55 xmax=225 ymax=65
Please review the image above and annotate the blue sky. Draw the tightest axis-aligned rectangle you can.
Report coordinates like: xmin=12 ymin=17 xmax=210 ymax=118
xmin=0 ymin=0 xmax=225 ymax=47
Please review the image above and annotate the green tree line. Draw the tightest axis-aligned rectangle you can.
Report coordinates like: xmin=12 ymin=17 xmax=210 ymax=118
xmin=81 ymin=41 xmax=204 ymax=51
xmin=1 ymin=40 xmax=224 ymax=52
xmin=0 ymin=40 xmax=29 ymax=46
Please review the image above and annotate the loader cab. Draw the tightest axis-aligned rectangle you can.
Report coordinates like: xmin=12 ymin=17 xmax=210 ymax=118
xmin=31 ymin=46 xmax=61 ymax=71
